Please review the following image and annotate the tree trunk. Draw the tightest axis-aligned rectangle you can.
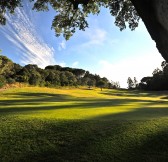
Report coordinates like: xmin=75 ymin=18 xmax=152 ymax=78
xmin=131 ymin=0 xmax=168 ymax=61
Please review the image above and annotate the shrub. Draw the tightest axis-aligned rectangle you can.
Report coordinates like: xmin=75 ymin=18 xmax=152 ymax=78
xmin=7 ymin=78 xmax=15 ymax=84
xmin=0 ymin=75 xmax=6 ymax=88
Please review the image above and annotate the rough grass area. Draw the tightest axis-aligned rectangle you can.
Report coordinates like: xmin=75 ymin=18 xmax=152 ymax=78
xmin=0 ymin=87 xmax=168 ymax=162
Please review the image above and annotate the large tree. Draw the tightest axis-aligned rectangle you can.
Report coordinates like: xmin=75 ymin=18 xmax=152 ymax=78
xmin=1 ymin=0 xmax=168 ymax=60
xmin=0 ymin=0 xmax=140 ymax=40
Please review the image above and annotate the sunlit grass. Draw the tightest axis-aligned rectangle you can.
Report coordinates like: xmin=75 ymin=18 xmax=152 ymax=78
xmin=0 ymin=87 xmax=168 ymax=161
xmin=1 ymin=87 xmax=167 ymax=120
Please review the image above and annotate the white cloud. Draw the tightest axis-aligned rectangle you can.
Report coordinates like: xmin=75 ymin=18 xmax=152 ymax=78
xmin=58 ymin=61 xmax=66 ymax=67
xmin=1 ymin=5 xmax=56 ymax=68
xmin=98 ymin=48 xmax=164 ymax=88
xmin=58 ymin=40 xmax=66 ymax=51
xmin=72 ymin=61 xmax=79 ymax=67
xmin=81 ymin=28 xmax=107 ymax=47
xmin=87 ymin=28 xmax=107 ymax=44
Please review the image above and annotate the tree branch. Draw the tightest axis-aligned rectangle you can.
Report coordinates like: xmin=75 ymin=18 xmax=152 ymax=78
xmin=71 ymin=0 xmax=90 ymax=9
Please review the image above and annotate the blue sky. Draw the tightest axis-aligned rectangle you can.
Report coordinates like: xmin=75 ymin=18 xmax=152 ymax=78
xmin=0 ymin=2 xmax=164 ymax=87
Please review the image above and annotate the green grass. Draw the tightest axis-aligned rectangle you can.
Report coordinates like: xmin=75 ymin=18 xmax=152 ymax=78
xmin=1 ymin=87 xmax=168 ymax=161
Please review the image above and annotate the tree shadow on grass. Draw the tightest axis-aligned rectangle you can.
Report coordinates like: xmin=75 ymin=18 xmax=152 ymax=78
xmin=92 ymin=106 xmax=168 ymax=120
xmin=161 ymin=95 xmax=168 ymax=99
xmin=1 ymin=117 xmax=168 ymax=162
xmin=0 ymin=92 xmax=80 ymax=108
xmin=3 ymin=92 xmax=73 ymax=100
xmin=0 ymin=98 xmax=133 ymax=114
xmin=100 ymin=89 xmax=168 ymax=98
xmin=1 ymin=91 xmax=168 ymax=161
xmin=0 ymin=93 xmax=167 ymax=116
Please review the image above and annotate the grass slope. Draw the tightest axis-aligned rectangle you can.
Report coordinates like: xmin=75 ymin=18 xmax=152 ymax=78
xmin=0 ymin=87 xmax=168 ymax=162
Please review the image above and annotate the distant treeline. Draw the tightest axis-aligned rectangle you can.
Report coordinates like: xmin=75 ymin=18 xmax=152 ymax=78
xmin=127 ymin=61 xmax=168 ymax=91
xmin=138 ymin=61 xmax=168 ymax=91
xmin=0 ymin=55 xmax=120 ymax=89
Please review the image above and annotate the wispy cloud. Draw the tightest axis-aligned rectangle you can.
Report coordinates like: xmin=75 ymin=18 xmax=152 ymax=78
xmin=87 ymin=28 xmax=107 ymax=44
xmin=58 ymin=61 xmax=66 ymax=67
xmin=58 ymin=40 xmax=66 ymax=51
xmin=1 ymin=4 xmax=56 ymax=68
xmin=72 ymin=61 xmax=79 ymax=67
xmin=81 ymin=28 xmax=107 ymax=48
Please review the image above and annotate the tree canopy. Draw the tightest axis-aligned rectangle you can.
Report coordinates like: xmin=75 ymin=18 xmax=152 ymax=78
xmin=138 ymin=61 xmax=168 ymax=91
xmin=0 ymin=0 xmax=140 ymax=40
